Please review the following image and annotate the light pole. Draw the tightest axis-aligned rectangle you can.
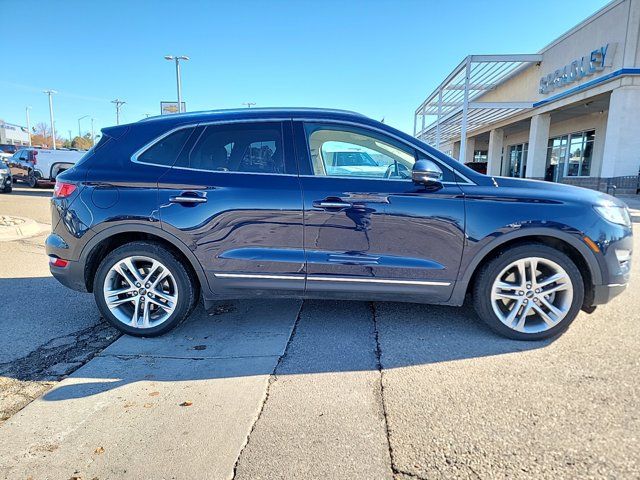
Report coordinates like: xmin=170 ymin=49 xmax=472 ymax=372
xmin=43 ymin=90 xmax=58 ymax=150
xmin=25 ymin=106 xmax=32 ymax=146
xmin=164 ymin=55 xmax=189 ymax=113
xmin=111 ymin=99 xmax=126 ymax=125
xmin=78 ymin=115 xmax=89 ymax=138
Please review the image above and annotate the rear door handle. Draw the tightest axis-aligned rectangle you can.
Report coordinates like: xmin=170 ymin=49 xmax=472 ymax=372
xmin=169 ymin=194 xmax=207 ymax=204
xmin=313 ymin=200 xmax=352 ymax=210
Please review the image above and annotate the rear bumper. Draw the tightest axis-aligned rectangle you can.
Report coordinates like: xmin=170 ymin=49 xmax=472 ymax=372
xmin=49 ymin=258 xmax=88 ymax=292
xmin=46 ymin=233 xmax=88 ymax=292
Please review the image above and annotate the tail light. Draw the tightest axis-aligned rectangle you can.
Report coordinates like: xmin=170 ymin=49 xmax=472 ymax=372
xmin=49 ymin=256 xmax=69 ymax=268
xmin=53 ymin=181 xmax=77 ymax=198
xmin=32 ymin=150 xmax=38 ymax=165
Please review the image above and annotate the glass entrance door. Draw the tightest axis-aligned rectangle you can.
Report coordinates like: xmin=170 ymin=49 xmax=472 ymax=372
xmin=545 ymin=131 xmax=594 ymax=182
xmin=507 ymin=143 xmax=528 ymax=178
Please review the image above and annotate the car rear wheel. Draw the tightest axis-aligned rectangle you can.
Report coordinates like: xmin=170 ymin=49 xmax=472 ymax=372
xmin=473 ymin=244 xmax=584 ymax=340
xmin=27 ymin=171 xmax=38 ymax=188
xmin=94 ymin=242 xmax=198 ymax=337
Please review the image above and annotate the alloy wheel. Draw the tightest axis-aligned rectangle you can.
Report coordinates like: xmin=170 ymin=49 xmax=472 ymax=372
xmin=103 ymin=255 xmax=178 ymax=329
xmin=490 ymin=256 xmax=574 ymax=334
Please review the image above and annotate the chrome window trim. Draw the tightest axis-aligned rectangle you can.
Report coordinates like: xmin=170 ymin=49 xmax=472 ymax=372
xmin=130 ymin=116 xmax=476 ymax=185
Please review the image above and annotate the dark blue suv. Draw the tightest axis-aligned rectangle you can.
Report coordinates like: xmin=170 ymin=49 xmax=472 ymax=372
xmin=47 ymin=108 xmax=633 ymax=340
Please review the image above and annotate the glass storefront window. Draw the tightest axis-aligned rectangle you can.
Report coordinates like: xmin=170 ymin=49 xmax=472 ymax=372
xmin=506 ymin=143 xmax=528 ymax=178
xmin=545 ymin=130 xmax=594 ymax=182
xmin=473 ymin=150 xmax=488 ymax=162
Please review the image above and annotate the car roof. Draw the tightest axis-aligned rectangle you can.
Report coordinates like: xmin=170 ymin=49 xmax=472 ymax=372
xmin=137 ymin=107 xmax=368 ymax=126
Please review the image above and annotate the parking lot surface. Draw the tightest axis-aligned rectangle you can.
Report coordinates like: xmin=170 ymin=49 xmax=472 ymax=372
xmin=0 ymin=186 xmax=639 ymax=479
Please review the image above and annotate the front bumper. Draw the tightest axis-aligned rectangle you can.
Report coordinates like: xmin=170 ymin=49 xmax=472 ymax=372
xmin=0 ymin=173 xmax=10 ymax=190
xmin=592 ymin=282 xmax=628 ymax=305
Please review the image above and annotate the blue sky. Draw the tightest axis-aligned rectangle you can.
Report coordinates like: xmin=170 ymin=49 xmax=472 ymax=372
xmin=1 ymin=0 xmax=609 ymax=138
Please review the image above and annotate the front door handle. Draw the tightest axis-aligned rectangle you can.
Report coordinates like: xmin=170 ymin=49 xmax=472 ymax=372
xmin=169 ymin=194 xmax=207 ymax=204
xmin=313 ymin=200 xmax=352 ymax=210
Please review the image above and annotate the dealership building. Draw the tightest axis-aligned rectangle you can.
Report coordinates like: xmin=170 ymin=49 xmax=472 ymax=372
xmin=0 ymin=121 xmax=30 ymax=146
xmin=414 ymin=0 xmax=640 ymax=194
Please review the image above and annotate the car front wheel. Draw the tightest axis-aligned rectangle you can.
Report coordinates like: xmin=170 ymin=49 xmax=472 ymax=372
xmin=94 ymin=242 xmax=198 ymax=337
xmin=473 ymin=243 xmax=584 ymax=340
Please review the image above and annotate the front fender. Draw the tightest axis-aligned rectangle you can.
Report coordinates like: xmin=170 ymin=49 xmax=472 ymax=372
xmin=448 ymin=226 xmax=602 ymax=306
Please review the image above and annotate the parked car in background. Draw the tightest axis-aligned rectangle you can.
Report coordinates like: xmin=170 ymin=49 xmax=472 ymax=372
xmin=47 ymin=108 xmax=632 ymax=340
xmin=0 ymin=161 xmax=12 ymax=193
xmin=0 ymin=144 xmax=19 ymax=164
xmin=8 ymin=147 xmax=85 ymax=187
xmin=465 ymin=161 xmax=488 ymax=174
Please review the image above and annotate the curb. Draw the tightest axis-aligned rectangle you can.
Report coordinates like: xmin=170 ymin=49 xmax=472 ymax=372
xmin=0 ymin=216 xmax=49 ymax=242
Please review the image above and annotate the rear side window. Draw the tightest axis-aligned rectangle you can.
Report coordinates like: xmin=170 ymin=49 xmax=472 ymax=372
xmin=175 ymin=122 xmax=285 ymax=174
xmin=137 ymin=128 xmax=195 ymax=166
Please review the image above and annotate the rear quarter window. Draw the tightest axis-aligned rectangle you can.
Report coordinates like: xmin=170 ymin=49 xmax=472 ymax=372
xmin=136 ymin=128 xmax=195 ymax=166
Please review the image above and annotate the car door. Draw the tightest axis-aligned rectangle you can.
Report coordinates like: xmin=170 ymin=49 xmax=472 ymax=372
xmin=294 ymin=121 xmax=466 ymax=303
xmin=156 ymin=120 xmax=305 ymax=298
xmin=9 ymin=150 xmax=28 ymax=178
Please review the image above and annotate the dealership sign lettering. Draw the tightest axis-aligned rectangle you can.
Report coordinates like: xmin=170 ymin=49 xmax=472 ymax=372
xmin=539 ymin=43 xmax=615 ymax=94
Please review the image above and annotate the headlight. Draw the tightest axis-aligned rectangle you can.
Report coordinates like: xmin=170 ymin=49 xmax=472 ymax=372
xmin=594 ymin=203 xmax=631 ymax=227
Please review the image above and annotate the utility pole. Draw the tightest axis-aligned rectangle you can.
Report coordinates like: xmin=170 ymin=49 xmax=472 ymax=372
xmin=111 ymin=99 xmax=126 ymax=125
xmin=25 ymin=106 xmax=32 ymax=146
xmin=164 ymin=55 xmax=189 ymax=113
xmin=78 ymin=115 xmax=89 ymax=137
xmin=43 ymin=90 xmax=58 ymax=150
xmin=68 ymin=130 xmax=73 ymax=144
xmin=242 ymin=102 xmax=256 ymax=108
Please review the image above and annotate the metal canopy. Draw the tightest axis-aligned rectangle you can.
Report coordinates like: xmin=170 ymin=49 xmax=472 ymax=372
xmin=414 ymin=54 xmax=542 ymax=161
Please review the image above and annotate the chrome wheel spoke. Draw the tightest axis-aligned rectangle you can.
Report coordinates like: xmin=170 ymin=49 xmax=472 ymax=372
xmin=515 ymin=303 xmax=532 ymax=331
xmin=148 ymin=296 xmax=172 ymax=312
xmin=532 ymin=302 xmax=558 ymax=327
xmin=538 ymin=273 xmax=568 ymax=289
xmin=130 ymin=297 xmax=140 ymax=326
xmin=122 ymin=258 xmax=144 ymax=284
xmin=491 ymin=256 xmax=574 ymax=334
xmin=142 ymin=301 xmax=151 ymax=327
xmin=107 ymin=295 xmax=136 ymax=308
xmin=103 ymin=255 xmax=178 ymax=329
xmin=152 ymin=289 xmax=176 ymax=306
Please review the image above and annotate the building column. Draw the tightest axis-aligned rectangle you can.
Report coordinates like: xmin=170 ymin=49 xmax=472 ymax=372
xmin=487 ymin=128 xmax=504 ymax=176
xmin=464 ymin=137 xmax=475 ymax=164
xmin=601 ymin=86 xmax=640 ymax=179
xmin=525 ymin=113 xmax=551 ymax=179
xmin=452 ymin=141 xmax=461 ymax=160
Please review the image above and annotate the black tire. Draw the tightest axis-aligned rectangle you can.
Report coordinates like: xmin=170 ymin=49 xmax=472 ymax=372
xmin=27 ymin=171 xmax=38 ymax=188
xmin=473 ymin=243 xmax=584 ymax=341
xmin=2 ymin=185 xmax=12 ymax=193
xmin=94 ymin=241 xmax=199 ymax=337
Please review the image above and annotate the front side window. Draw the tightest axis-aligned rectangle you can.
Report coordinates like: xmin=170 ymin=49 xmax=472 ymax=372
xmin=137 ymin=128 xmax=195 ymax=166
xmin=175 ymin=122 xmax=285 ymax=174
xmin=305 ymin=124 xmax=415 ymax=180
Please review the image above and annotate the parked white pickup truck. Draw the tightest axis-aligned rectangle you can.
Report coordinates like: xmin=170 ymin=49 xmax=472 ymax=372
xmin=7 ymin=148 xmax=85 ymax=187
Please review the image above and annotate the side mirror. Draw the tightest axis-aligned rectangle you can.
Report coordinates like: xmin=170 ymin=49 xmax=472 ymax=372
xmin=412 ymin=159 xmax=443 ymax=186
